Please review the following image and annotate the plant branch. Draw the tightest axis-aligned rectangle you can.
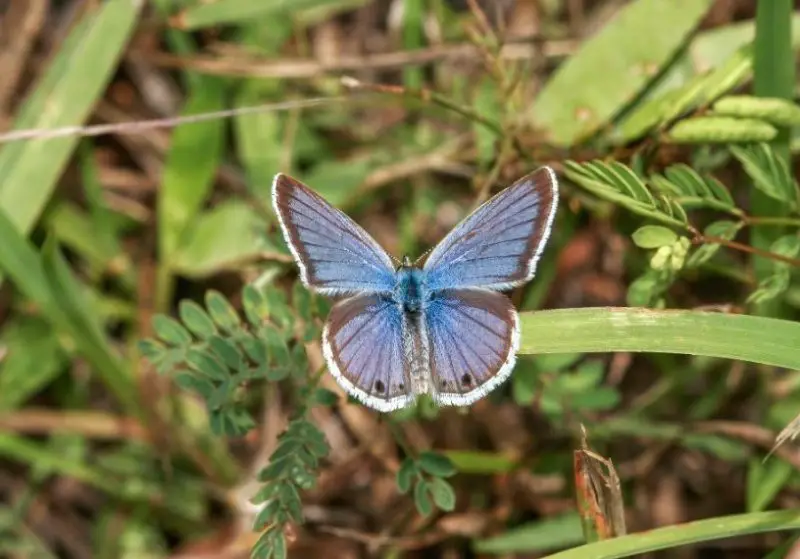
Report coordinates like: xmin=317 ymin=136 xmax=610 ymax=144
xmin=341 ymin=76 xmax=504 ymax=137
xmin=698 ymin=235 xmax=800 ymax=267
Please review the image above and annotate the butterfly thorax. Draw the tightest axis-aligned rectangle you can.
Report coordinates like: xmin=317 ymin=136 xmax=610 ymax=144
xmin=394 ymin=259 xmax=428 ymax=314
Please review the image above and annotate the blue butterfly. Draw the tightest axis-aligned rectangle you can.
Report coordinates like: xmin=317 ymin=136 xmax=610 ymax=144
xmin=272 ymin=167 xmax=558 ymax=412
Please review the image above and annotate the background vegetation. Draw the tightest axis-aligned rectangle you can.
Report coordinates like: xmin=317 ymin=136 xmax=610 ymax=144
xmin=1 ymin=0 xmax=800 ymax=557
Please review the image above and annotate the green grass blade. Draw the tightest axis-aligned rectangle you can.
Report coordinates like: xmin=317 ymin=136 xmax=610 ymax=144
xmin=519 ymin=308 xmax=800 ymax=370
xmin=750 ymin=0 xmax=795 ymax=316
xmin=40 ymin=238 xmax=141 ymax=417
xmin=474 ymin=513 xmax=584 ymax=554
xmin=541 ymin=509 xmax=800 ymax=559
xmin=0 ymin=0 xmax=143 ymax=235
xmin=157 ymin=78 xmax=226 ymax=309
xmin=0 ymin=207 xmax=140 ymax=417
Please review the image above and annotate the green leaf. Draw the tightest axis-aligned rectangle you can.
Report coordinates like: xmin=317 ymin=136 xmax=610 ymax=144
xmin=656 ymin=164 xmax=737 ymax=211
xmin=632 ymin=225 xmax=679 ymax=249
xmin=564 ymin=161 xmax=687 ymax=229
xmin=730 ymin=143 xmax=799 ymax=207
xmin=278 ymin=483 xmax=303 ymax=524
xmin=272 ymin=531 xmax=287 ymax=559
xmin=158 ymin=78 xmax=226 ymax=261
xmin=153 ymin=315 xmax=192 ymax=347
xmin=299 ymin=158 xmax=372 ymax=207
xmin=185 ymin=348 xmax=229 ymax=381
xmin=746 ymin=458 xmax=793 ymax=512
xmin=173 ymin=201 xmax=267 ymax=278
xmin=666 ymin=116 xmax=778 ymax=143
xmin=243 ymin=284 xmax=269 ymax=326
xmin=207 ymin=335 xmax=241 ymax=369
xmin=0 ymin=1 xmax=143 ymax=242
xmin=613 ymin=44 xmax=753 ymax=143
xmin=234 ymin=78 xmax=285 ymax=201
xmin=444 ymin=451 xmax=517 ymax=474
xmin=240 ymin=334 xmax=269 ymax=365
xmin=474 ymin=513 xmax=583 ymax=554
xmin=428 ymin=477 xmax=456 ymax=512
xmin=44 ymin=201 xmax=124 ymax=275
xmin=512 ymin=357 xmax=539 ymax=404
xmin=418 ymin=451 xmax=457 ymax=478
xmin=174 ymin=373 xmax=214 ymax=400
xmin=40 ymin=238 xmax=140 ymax=416
xmin=251 ymin=482 xmax=281 ymax=506
xmin=530 ymin=0 xmax=714 ymax=146
xmin=519 ymin=308 xmax=800 ymax=371
xmin=259 ymin=456 xmax=295 ymax=481
xmin=179 ymin=301 xmax=217 ymax=339
xmin=746 ymin=234 xmax=800 ymax=305
xmin=685 ymin=220 xmax=742 ymax=268
xmin=205 ymin=290 xmax=242 ymax=333
xmin=396 ymin=458 xmax=417 ymax=494
xmin=713 ymin=95 xmax=800 ymax=126
xmin=0 ymin=318 xmax=65 ymax=410
xmin=539 ymin=510 xmax=800 ymax=559
xmin=265 ymin=366 xmax=291 ymax=382
xmin=137 ymin=339 xmax=165 ymax=362
xmin=292 ymin=282 xmax=313 ymax=322
xmin=312 ymin=388 xmax=339 ymax=407
xmin=413 ymin=480 xmax=433 ymax=517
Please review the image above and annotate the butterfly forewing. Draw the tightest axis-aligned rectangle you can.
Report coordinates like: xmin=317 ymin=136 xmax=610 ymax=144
xmin=272 ymin=174 xmax=396 ymax=295
xmin=322 ymin=293 xmax=414 ymax=411
xmin=423 ymin=167 xmax=558 ymax=292
xmin=425 ymin=288 xmax=519 ymax=406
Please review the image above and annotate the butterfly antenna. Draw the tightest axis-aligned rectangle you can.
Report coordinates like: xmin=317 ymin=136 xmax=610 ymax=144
xmin=414 ymin=245 xmax=434 ymax=266
xmin=389 ymin=253 xmax=403 ymax=266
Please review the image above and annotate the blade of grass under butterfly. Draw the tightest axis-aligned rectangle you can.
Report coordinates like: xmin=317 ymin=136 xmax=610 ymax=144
xmin=519 ymin=308 xmax=800 ymax=370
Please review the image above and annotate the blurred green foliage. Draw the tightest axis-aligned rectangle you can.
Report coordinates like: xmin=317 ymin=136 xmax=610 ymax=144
xmin=1 ymin=1 xmax=800 ymax=558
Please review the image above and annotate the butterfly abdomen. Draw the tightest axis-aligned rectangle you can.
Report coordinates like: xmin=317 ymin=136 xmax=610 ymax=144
xmin=401 ymin=309 xmax=432 ymax=397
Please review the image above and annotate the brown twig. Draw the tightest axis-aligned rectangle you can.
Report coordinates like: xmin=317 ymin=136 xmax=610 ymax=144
xmin=700 ymin=235 xmax=800 ymax=268
xmin=139 ymin=39 xmax=576 ymax=80
xmin=0 ymin=97 xmax=342 ymax=144
xmin=341 ymin=76 xmax=504 ymax=137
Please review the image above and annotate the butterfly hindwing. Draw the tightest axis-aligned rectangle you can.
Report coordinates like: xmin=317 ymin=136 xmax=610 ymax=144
xmin=425 ymin=288 xmax=519 ymax=407
xmin=272 ymin=174 xmax=396 ymax=296
xmin=322 ymin=293 xmax=414 ymax=412
xmin=423 ymin=167 xmax=558 ymax=292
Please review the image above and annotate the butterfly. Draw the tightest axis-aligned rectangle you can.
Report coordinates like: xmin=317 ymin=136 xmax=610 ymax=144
xmin=272 ymin=167 xmax=558 ymax=412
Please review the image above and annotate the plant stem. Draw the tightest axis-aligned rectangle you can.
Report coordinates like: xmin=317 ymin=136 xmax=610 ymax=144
xmin=701 ymin=235 xmax=800 ymax=268
xmin=341 ymin=76 xmax=504 ymax=137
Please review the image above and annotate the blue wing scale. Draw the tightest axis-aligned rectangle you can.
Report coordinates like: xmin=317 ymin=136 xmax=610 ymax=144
xmin=322 ymin=294 xmax=414 ymax=411
xmin=272 ymin=174 xmax=396 ymax=295
xmin=425 ymin=288 xmax=519 ymax=406
xmin=423 ymin=167 xmax=558 ymax=292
